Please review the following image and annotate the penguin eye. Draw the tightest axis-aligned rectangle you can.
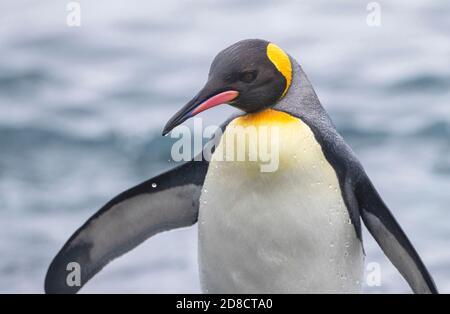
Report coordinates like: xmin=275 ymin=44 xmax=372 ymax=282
xmin=239 ymin=71 xmax=257 ymax=83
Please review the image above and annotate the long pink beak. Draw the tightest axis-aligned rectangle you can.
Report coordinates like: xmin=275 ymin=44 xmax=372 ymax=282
xmin=163 ymin=90 xmax=239 ymax=135
xmin=191 ymin=90 xmax=239 ymax=115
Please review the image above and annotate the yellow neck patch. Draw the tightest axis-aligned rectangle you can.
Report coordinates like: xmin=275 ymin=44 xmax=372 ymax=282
xmin=266 ymin=43 xmax=292 ymax=97
xmin=232 ymin=109 xmax=298 ymax=127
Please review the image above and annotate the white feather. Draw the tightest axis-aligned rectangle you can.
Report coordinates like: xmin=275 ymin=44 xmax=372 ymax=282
xmin=198 ymin=112 xmax=363 ymax=293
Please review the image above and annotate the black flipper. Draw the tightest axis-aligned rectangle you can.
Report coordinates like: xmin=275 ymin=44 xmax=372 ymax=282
xmin=45 ymin=159 xmax=208 ymax=294
xmin=355 ymin=172 xmax=438 ymax=294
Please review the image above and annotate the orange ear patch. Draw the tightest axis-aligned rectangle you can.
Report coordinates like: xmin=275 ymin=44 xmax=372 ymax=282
xmin=266 ymin=43 xmax=292 ymax=97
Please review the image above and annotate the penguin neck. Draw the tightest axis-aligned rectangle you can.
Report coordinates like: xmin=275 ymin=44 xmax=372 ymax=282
xmin=273 ymin=57 xmax=335 ymax=129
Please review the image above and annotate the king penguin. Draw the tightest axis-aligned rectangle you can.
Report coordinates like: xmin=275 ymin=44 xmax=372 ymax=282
xmin=45 ymin=39 xmax=438 ymax=294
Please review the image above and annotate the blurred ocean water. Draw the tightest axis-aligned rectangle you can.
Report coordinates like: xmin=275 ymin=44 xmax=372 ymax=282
xmin=0 ymin=0 xmax=449 ymax=293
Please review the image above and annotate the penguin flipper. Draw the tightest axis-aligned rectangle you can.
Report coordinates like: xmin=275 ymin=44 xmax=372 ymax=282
xmin=355 ymin=173 xmax=438 ymax=294
xmin=45 ymin=159 xmax=208 ymax=294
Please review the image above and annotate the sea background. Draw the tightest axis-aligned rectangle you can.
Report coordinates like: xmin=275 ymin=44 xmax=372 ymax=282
xmin=0 ymin=0 xmax=449 ymax=293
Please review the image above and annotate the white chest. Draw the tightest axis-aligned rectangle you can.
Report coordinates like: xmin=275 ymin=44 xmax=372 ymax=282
xmin=198 ymin=110 xmax=363 ymax=293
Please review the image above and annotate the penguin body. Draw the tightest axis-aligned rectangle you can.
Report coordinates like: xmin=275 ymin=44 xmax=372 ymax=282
xmin=45 ymin=39 xmax=438 ymax=294
xmin=199 ymin=110 xmax=363 ymax=293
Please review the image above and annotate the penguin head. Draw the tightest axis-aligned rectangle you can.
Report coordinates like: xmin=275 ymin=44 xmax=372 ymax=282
xmin=163 ymin=39 xmax=292 ymax=135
